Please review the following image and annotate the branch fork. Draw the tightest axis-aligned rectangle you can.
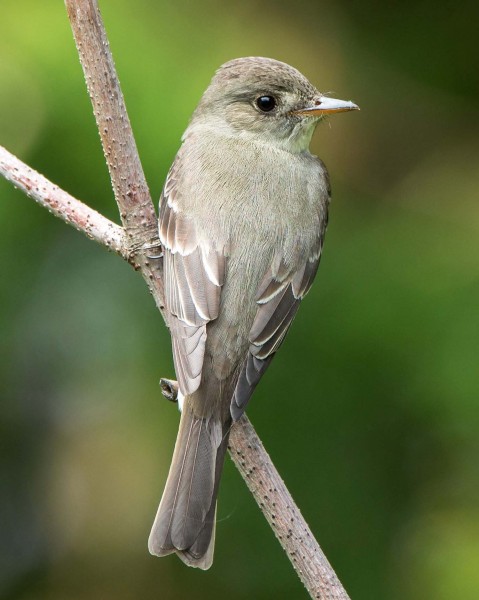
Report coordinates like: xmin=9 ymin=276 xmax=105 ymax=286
xmin=0 ymin=1 xmax=351 ymax=598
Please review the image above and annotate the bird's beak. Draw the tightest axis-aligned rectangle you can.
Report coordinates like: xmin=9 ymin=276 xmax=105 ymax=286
xmin=294 ymin=96 xmax=359 ymax=116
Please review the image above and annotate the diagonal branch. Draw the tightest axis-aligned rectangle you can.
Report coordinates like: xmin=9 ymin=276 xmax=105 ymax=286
xmin=65 ymin=0 xmax=155 ymax=230
xmin=0 ymin=1 xmax=351 ymax=598
xmin=0 ymin=145 xmax=127 ymax=258
xmin=65 ymin=0 xmax=165 ymax=314
xmin=231 ymin=418 xmax=349 ymax=599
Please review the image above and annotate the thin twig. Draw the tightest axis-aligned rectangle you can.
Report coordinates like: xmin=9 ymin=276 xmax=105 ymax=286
xmin=65 ymin=0 xmax=154 ymax=229
xmin=65 ymin=0 xmax=165 ymax=314
xmin=0 ymin=145 xmax=127 ymax=258
xmin=230 ymin=420 xmax=349 ymax=599
xmin=0 ymin=1 xmax=351 ymax=597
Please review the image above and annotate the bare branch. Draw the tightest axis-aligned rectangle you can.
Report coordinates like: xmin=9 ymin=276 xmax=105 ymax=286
xmin=65 ymin=0 xmax=155 ymax=231
xmin=65 ymin=0 xmax=166 ymax=314
xmin=230 ymin=419 xmax=350 ymax=600
xmin=159 ymin=380 xmax=350 ymax=600
xmin=0 ymin=145 xmax=127 ymax=258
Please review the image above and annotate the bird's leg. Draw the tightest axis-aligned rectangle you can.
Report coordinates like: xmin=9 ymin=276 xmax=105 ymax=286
xmin=160 ymin=378 xmax=179 ymax=403
xmin=143 ymin=240 xmax=164 ymax=260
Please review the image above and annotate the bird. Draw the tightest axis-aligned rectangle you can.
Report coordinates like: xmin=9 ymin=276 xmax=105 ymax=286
xmin=148 ymin=56 xmax=358 ymax=569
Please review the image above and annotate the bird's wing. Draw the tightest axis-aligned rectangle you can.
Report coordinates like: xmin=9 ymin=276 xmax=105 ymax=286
xmin=231 ymin=228 xmax=326 ymax=420
xmin=232 ymin=161 xmax=331 ymax=419
xmin=159 ymin=160 xmax=225 ymax=395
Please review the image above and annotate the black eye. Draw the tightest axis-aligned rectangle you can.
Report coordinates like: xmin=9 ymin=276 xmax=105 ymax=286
xmin=256 ymin=95 xmax=276 ymax=112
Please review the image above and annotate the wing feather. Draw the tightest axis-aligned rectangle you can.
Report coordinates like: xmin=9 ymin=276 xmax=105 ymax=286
xmin=232 ymin=236 xmax=324 ymax=419
xmin=159 ymin=159 xmax=225 ymax=395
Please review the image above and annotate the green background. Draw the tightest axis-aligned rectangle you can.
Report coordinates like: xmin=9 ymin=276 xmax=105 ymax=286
xmin=1 ymin=1 xmax=478 ymax=598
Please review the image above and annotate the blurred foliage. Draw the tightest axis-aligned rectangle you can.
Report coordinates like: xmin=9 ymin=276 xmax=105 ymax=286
xmin=1 ymin=0 xmax=479 ymax=599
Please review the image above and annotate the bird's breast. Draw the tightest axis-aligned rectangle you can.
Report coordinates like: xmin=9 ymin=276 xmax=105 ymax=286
xmin=177 ymin=133 xmax=329 ymax=377
xmin=184 ymin=134 xmax=327 ymax=249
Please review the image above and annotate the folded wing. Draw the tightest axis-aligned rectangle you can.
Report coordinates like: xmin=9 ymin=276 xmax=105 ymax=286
xmin=159 ymin=161 xmax=225 ymax=395
xmin=231 ymin=237 xmax=324 ymax=420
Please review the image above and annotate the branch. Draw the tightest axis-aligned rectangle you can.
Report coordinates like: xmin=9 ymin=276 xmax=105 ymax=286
xmin=65 ymin=0 xmax=154 ymax=230
xmin=65 ymin=0 xmax=166 ymax=314
xmin=231 ymin=420 xmax=349 ymax=599
xmin=0 ymin=1 xmax=351 ymax=598
xmin=0 ymin=145 xmax=127 ymax=258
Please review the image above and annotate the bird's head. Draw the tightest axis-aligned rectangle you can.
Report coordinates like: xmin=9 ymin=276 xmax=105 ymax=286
xmin=190 ymin=56 xmax=359 ymax=153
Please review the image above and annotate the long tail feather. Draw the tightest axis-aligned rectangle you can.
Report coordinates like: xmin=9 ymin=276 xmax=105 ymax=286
xmin=148 ymin=400 xmax=229 ymax=569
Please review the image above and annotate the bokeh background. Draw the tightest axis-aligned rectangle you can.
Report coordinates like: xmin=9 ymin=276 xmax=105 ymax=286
xmin=1 ymin=1 xmax=478 ymax=598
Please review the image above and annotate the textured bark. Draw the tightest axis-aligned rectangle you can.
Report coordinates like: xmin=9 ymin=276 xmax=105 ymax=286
xmin=230 ymin=418 xmax=350 ymax=599
xmin=0 ymin=2 xmax=352 ymax=598
xmin=0 ymin=145 xmax=126 ymax=258
xmin=65 ymin=0 xmax=165 ymax=314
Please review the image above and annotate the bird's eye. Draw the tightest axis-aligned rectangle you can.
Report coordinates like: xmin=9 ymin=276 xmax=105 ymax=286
xmin=256 ymin=95 xmax=276 ymax=112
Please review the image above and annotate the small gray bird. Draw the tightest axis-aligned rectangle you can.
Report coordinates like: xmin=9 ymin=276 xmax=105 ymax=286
xmin=148 ymin=57 xmax=358 ymax=569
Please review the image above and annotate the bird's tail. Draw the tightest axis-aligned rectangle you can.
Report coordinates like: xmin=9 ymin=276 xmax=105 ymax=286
xmin=148 ymin=399 xmax=230 ymax=570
